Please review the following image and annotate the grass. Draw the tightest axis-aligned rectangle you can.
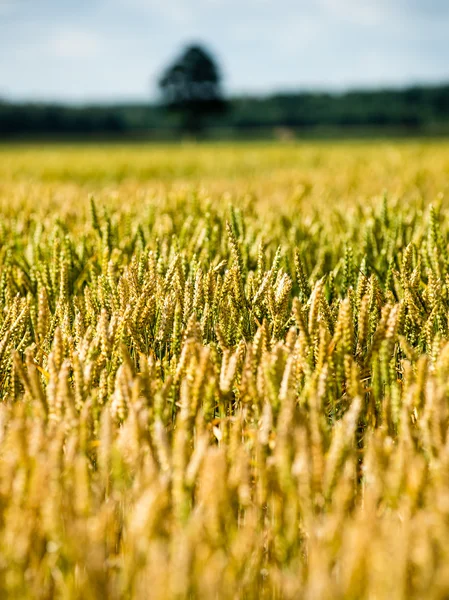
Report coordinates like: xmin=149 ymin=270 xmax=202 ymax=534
xmin=0 ymin=141 xmax=449 ymax=598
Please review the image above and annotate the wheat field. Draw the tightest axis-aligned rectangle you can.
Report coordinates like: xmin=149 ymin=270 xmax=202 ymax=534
xmin=1 ymin=141 xmax=449 ymax=599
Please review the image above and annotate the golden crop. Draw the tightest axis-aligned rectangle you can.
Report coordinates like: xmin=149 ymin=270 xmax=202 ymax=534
xmin=0 ymin=141 xmax=449 ymax=599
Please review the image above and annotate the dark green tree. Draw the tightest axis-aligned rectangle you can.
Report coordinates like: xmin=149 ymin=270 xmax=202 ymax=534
xmin=158 ymin=44 xmax=227 ymax=135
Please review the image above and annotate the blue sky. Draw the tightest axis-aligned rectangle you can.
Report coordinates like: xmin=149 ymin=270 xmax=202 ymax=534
xmin=1 ymin=0 xmax=449 ymax=103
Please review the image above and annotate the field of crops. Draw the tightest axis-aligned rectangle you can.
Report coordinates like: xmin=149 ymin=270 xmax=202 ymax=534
xmin=1 ymin=140 xmax=449 ymax=599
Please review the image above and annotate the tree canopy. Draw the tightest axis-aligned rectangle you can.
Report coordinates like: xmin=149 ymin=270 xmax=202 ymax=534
xmin=158 ymin=44 xmax=227 ymax=134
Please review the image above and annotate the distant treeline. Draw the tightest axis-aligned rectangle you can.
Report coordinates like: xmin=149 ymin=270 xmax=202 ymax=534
xmin=2 ymin=83 xmax=449 ymax=139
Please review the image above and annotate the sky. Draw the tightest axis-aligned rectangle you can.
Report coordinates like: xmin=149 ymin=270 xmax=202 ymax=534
xmin=1 ymin=0 xmax=449 ymax=104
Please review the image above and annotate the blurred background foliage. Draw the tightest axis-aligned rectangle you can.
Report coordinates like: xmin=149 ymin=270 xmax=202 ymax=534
xmin=2 ymin=84 xmax=449 ymax=140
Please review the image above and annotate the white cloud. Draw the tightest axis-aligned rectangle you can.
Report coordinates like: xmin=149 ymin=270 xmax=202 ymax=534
xmin=46 ymin=28 xmax=104 ymax=60
xmin=112 ymin=0 xmax=193 ymax=25
xmin=317 ymin=0 xmax=392 ymax=27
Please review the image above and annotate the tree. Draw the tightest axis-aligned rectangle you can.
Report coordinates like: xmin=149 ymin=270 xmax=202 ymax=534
xmin=158 ymin=44 xmax=227 ymax=135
